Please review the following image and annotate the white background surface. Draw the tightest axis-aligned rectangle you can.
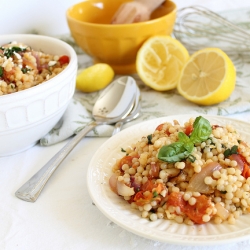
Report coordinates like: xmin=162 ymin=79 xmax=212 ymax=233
xmin=1 ymin=1 xmax=250 ymax=250
xmin=0 ymin=0 xmax=250 ymax=35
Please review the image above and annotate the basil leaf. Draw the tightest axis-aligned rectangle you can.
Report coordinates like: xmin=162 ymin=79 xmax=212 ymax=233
xmin=158 ymin=142 xmax=193 ymax=163
xmin=184 ymin=141 xmax=195 ymax=153
xmin=190 ymin=116 xmax=212 ymax=144
xmin=178 ymin=132 xmax=190 ymax=143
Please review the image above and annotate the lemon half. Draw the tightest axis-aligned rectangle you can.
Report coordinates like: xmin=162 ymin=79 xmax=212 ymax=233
xmin=177 ymin=48 xmax=236 ymax=106
xmin=136 ymin=36 xmax=190 ymax=91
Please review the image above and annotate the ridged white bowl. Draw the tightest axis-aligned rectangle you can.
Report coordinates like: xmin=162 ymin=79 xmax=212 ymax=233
xmin=0 ymin=34 xmax=77 ymax=156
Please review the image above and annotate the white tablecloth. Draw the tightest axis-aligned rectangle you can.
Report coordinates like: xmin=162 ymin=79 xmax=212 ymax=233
xmin=2 ymin=1 xmax=250 ymax=249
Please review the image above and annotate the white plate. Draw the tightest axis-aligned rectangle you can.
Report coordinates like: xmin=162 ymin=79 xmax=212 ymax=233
xmin=87 ymin=114 xmax=250 ymax=246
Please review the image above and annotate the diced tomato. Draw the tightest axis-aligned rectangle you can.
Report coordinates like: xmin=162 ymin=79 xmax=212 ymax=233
xmin=167 ymin=192 xmax=186 ymax=212
xmin=141 ymin=180 xmax=155 ymax=192
xmin=155 ymin=123 xmax=170 ymax=135
xmin=58 ymin=55 xmax=70 ymax=65
xmin=118 ymin=155 xmax=138 ymax=171
xmin=212 ymin=125 xmax=222 ymax=129
xmin=242 ymin=163 xmax=250 ymax=179
xmin=155 ymin=183 xmax=164 ymax=194
xmin=185 ymin=124 xmax=193 ymax=136
xmin=167 ymin=192 xmax=212 ymax=224
xmin=184 ymin=195 xmax=212 ymax=224
xmin=133 ymin=191 xmax=153 ymax=206
xmin=155 ymin=124 xmax=164 ymax=131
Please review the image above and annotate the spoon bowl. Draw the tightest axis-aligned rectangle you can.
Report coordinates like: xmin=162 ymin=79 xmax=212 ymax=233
xmin=15 ymin=76 xmax=138 ymax=202
xmin=112 ymin=85 xmax=141 ymax=135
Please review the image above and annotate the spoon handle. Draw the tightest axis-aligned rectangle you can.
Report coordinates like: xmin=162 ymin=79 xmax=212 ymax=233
xmin=112 ymin=121 xmax=124 ymax=136
xmin=15 ymin=121 xmax=98 ymax=202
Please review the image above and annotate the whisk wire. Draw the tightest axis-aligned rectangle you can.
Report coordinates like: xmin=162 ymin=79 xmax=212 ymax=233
xmin=173 ymin=6 xmax=250 ymax=55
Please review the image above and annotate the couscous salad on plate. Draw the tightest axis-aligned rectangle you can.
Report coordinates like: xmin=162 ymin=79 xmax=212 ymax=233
xmin=109 ymin=116 xmax=250 ymax=225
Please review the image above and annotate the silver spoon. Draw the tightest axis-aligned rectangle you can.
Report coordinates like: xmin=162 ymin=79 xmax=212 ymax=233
xmin=15 ymin=76 xmax=138 ymax=202
xmin=112 ymin=85 xmax=141 ymax=135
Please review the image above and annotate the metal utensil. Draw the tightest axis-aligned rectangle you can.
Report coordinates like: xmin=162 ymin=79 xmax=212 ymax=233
xmin=173 ymin=6 xmax=250 ymax=55
xmin=112 ymin=85 xmax=141 ymax=135
xmin=15 ymin=76 xmax=138 ymax=202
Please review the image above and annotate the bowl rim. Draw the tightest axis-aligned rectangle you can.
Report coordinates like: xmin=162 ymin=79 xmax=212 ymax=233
xmin=0 ymin=34 xmax=77 ymax=101
xmin=66 ymin=0 xmax=176 ymax=28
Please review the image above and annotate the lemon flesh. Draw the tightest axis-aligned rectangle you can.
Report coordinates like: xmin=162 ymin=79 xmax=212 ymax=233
xmin=76 ymin=63 xmax=114 ymax=93
xmin=136 ymin=36 xmax=190 ymax=91
xmin=177 ymin=48 xmax=236 ymax=106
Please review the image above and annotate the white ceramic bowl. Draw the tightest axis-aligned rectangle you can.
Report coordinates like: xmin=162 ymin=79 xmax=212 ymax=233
xmin=0 ymin=34 xmax=77 ymax=157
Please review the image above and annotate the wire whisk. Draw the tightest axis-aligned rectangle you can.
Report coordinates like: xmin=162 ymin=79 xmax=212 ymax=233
xmin=173 ymin=6 xmax=250 ymax=55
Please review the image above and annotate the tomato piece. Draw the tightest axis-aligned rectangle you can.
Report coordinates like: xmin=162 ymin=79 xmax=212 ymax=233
xmin=118 ymin=155 xmax=138 ymax=171
xmin=141 ymin=180 xmax=155 ymax=192
xmin=119 ymin=155 xmax=134 ymax=166
xmin=212 ymin=125 xmax=222 ymax=129
xmin=184 ymin=195 xmax=212 ymax=224
xmin=155 ymin=183 xmax=164 ymax=194
xmin=155 ymin=123 xmax=170 ymax=135
xmin=167 ymin=192 xmax=186 ymax=212
xmin=155 ymin=124 xmax=164 ymax=131
xmin=185 ymin=124 xmax=193 ymax=136
xmin=242 ymin=163 xmax=250 ymax=179
xmin=133 ymin=191 xmax=153 ymax=206
xmin=58 ymin=55 xmax=70 ymax=65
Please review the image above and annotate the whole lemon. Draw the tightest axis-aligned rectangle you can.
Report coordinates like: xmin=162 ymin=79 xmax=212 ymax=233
xmin=76 ymin=63 xmax=115 ymax=92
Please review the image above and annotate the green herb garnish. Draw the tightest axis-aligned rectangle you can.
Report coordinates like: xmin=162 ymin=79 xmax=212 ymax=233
xmin=21 ymin=67 xmax=31 ymax=74
xmin=224 ymin=145 xmax=238 ymax=157
xmin=153 ymin=191 xmax=158 ymax=197
xmin=158 ymin=116 xmax=212 ymax=163
xmin=147 ymin=134 xmax=153 ymax=144
xmin=3 ymin=46 xmax=26 ymax=58
xmin=0 ymin=66 xmax=3 ymax=77
xmin=121 ymin=148 xmax=126 ymax=153
xmin=188 ymin=155 xmax=196 ymax=163
xmin=220 ymin=190 xmax=227 ymax=194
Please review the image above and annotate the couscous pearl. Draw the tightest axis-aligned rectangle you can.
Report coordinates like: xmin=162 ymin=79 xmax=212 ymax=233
xmin=204 ymin=176 xmax=213 ymax=185
xmin=175 ymin=215 xmax=184 ymax=224
xmin=194 ymin=165 xmax=201 ymax=173
xmin=149 ymin=213 xmax=158 ymax=221
xmin=157 ymin=212 xmax=164 ymax=219
xmin=202 ymin=214 xmax=210 ymax=223
xmin=143 ymin=204 xmax=152 ymax=211
xmin=183 ymin=193 xmax=191 ymax=201
xmin=188 ymin=197 xmax=196 ymax=206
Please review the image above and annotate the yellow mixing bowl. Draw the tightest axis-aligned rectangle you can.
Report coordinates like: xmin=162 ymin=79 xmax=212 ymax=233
xmin=66 ymin=0 xmax=176 ymax=74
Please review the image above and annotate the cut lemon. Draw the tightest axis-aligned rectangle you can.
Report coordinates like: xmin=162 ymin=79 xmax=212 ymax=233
xmin=76 ymin=63 xmax=114 ymax=93
xmin=177 ymin=48 xmax=236 ymax=106
xmin=136 ymin=36 xmax=190 ymax=91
